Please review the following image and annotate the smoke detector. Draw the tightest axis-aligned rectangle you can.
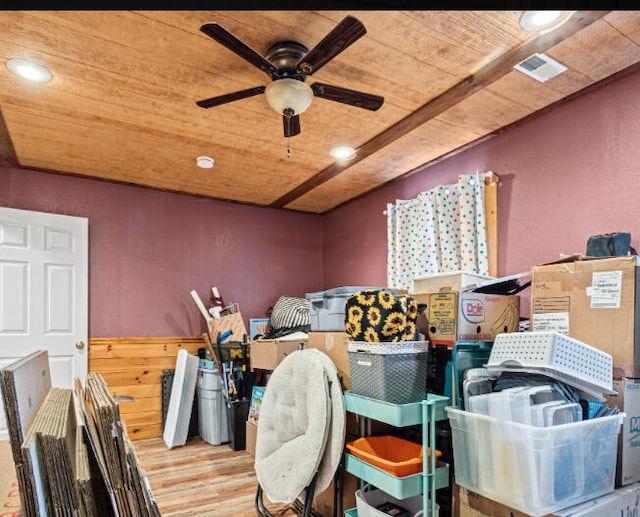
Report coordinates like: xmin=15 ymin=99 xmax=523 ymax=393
xmin=514 ymin=53 xmax=568 ymax=83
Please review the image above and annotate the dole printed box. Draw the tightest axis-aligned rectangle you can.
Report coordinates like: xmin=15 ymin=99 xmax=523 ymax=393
xmin=428 ymin=290 xmax=520 ymax=347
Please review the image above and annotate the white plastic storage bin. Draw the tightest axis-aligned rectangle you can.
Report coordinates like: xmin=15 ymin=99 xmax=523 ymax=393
xmin=355 ymin=488 xmax=438 ymax=517
xmin=446 ymin=406 xmax=623 ymax=516
xmin=411 ymin=271 xmax=493 ymax=294
xmin=348 ymin=341 xmax=428 ymax=404
xmin=487 ymin=331 xmax=615 ymax=400
xmin=306 ymin=286 xmax=395 ymax=331
xmin=196 ymin=369 xmax=229 ymax=446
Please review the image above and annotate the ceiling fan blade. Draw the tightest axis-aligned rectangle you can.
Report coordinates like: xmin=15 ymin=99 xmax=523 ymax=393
xmin=283 ymin=114 xmax=301 ymax=138
xmin=297 ymin=16 xmax=366 ymax=75
xmin=196 ymin=86 xmax=266 ymax=108
xmin=311 ymin=82 xmax=384 ymax=111
xmin=200 ymin=23 xmax=277 ymax=77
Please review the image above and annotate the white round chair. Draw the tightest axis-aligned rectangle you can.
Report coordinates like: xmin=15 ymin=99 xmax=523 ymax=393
xmin=254 ymin=348 xmax=345 ymax=516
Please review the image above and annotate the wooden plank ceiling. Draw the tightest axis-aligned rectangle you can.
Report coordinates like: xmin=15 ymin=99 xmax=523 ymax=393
xmin=1 ymin=11 xmax=639 ymax=213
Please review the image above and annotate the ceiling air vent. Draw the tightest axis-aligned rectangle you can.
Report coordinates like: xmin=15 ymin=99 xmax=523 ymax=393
xmin=514 ymin=53 xmax=568 ymax=82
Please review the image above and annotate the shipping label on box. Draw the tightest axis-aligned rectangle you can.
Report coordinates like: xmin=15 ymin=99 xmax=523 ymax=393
xmin=429 ymin=292 xmax=458 ymax=341
xmin=531 ymin=256 xmax=640 ymax=378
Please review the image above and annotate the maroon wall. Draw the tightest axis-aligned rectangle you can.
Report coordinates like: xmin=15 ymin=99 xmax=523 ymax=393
xmin=323 ymin=69 xmax=640 ymax=317
xmin=0 ymin=166 xmax=323 ymax=337
xmin=4 ymin=69 xmax=640 ymax=335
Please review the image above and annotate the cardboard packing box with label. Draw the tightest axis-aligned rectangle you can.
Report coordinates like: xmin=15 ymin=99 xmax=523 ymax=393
xmin=531 ymin=256 xmax=640 ymax=378
xmin=425 ymin=290 xmax=520 ymax=347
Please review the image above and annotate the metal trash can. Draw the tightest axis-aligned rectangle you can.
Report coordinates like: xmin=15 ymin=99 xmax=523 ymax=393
xmin=196 ymin=368 xmax=229 ymax=445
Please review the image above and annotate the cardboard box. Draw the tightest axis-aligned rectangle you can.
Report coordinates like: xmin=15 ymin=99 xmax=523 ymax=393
xmin=245 ymin=420 xmax=257 ymax=457
xmin=208 ymin=312 xmax=248 ymax=342
xmin=427 ymin=291 xmax=520 ymax=347
xmin=249 ymin=339 xmax=306 ymax=370
xmin=606 ymin=378 xmax=640 ymax=486
xmin=531 ymin=256 xmax=640 ymax=377
xmin=454 ymin=482 xmax=640 ymax=517
xmin=411 ymin=271 xmax=494 ymax=294
xmin=307 ymin=332 xmax=350 ymax=390
xmin=454 ymin=484 xmax=543 ymax=517
xmin=553 ymin=482 xmax=640 ymax=516
xmin=313 ymin=468 xmax=358 ymax=517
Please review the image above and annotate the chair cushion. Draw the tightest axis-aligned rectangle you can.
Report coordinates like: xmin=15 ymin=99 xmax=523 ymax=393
xmin=254 ymin=348 xmax=344 ymax=503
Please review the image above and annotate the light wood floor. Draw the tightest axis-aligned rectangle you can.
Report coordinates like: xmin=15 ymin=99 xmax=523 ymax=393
xmin=134 ymin=436 xmax=291 ymax=517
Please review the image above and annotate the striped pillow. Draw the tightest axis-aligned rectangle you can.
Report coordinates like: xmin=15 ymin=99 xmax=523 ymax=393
xmin=270 ymin=296 xmax=311 ymax=330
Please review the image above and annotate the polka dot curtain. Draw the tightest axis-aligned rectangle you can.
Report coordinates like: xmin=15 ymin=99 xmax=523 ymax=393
xmin=387 ymin=174 xmax=489 ymax=290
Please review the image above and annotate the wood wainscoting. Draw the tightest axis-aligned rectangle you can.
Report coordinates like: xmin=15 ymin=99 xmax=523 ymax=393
xmin=89 ymin=336 xmax=204 ymax=440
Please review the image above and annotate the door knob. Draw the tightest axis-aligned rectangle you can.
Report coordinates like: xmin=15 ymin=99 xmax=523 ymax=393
xmin=75 ymin=341 xmax=85 ymax=350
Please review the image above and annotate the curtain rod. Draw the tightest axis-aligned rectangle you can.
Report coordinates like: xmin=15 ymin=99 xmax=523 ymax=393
xmin=383 ymin=171 xmax=499 ymax=215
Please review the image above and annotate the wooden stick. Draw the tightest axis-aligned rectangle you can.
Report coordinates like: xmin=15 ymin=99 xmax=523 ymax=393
xmin=201 ymin=333 xmax=223 ymax=377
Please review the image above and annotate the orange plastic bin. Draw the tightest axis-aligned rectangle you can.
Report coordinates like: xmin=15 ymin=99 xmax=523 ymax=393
xmin=345 ymin=435 xmax=441 ymax=477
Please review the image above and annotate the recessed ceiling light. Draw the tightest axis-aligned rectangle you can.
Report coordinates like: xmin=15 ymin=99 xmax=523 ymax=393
xmin=6 ymin=58 xmax=52 ymax=83
xmin=519 ymin=11 xmax=570 ymax=33
xmin=196 ymin=156 xmax=215 ymax=168
xmin=330 ymin=146 xmax=356 ymax=161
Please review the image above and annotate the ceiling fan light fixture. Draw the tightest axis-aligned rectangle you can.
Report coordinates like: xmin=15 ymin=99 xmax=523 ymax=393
xmin=330 ymin=145 xmax=356 ymax=161
xmin=265 ymin=78 xmax=313 ymax=116
xmin=519 ymin=11 xmax=570 ymax=32
xmin=6 ymin=58 xmax=52 ymax=83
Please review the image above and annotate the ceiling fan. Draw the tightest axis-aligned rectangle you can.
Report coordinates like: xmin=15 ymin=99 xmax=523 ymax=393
xmin=196 ymin=16 xmax=384 ymax=138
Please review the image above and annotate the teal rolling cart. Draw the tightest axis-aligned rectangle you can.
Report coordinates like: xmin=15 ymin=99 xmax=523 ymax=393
xmin=343 ymin=392 xmax=449 ymax=516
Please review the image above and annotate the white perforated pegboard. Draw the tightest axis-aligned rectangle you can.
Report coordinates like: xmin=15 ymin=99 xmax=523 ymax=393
xmin=487 ymin=332 xmax=613 ymax=397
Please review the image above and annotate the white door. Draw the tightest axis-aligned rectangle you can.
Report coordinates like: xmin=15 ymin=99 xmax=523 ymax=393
xmin=0 ymin=207 xmax=88 ymax=440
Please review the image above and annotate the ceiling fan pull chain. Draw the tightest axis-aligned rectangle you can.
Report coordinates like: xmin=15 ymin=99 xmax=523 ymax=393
xmin=287 ymin=137 xmax=291 ymax=159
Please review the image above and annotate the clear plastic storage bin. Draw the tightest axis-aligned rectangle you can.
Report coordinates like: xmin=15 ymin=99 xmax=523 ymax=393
xmin=446 ymin=406 xmax=623 ymax=516
xmin=305 ymin=286 xmax=396 ymax=331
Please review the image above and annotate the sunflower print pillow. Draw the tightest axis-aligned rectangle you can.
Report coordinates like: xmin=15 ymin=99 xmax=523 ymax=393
xmin=344 ymin=290 xmax=418 ymax=342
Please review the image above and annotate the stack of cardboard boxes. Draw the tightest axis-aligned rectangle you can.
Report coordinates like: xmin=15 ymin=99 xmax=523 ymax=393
xmin=246 ymin=335 xmax=307 ymax=456
xmin=531 ymin=256 xmax=640 ymax=490
xmin=410 ymin=272 xmax=521 ymax=347
xmin=450 ymin=256 xmax=640 ymax=516
xmin=305 ymin=287 xmax=367 ymax=516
